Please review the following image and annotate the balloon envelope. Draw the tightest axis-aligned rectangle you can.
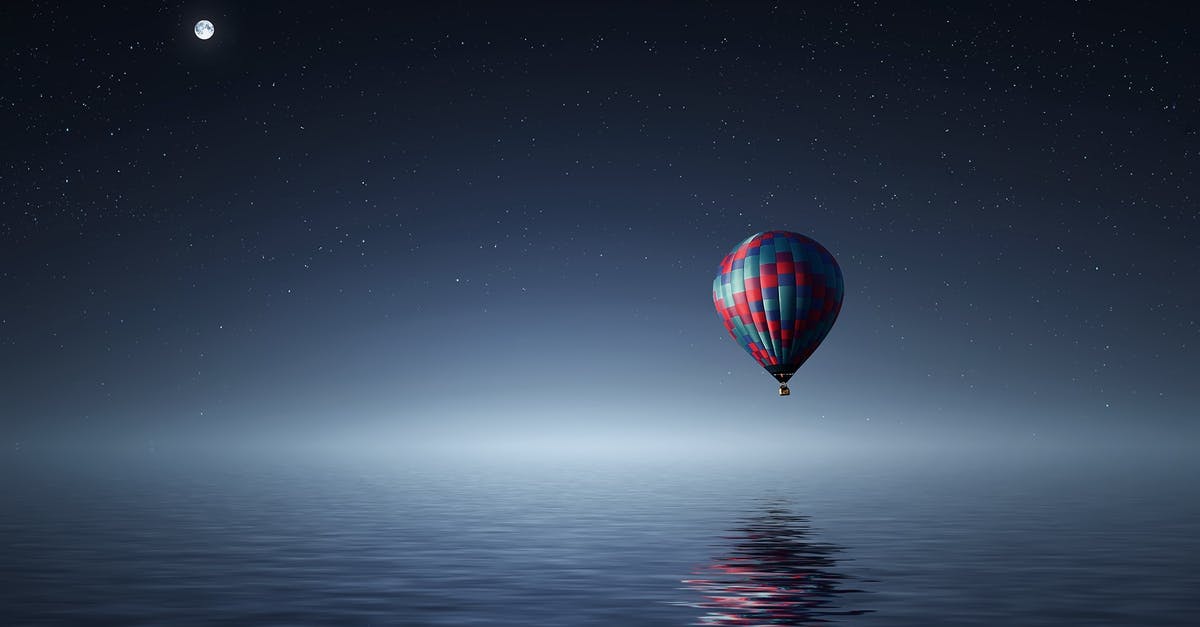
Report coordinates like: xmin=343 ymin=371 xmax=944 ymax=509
xmin=712 ymin=231 xmax=843 ymax=385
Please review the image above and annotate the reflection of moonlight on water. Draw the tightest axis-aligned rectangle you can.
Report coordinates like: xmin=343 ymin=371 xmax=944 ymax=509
xmin=680 ymin=502 xmax=872 ymax=625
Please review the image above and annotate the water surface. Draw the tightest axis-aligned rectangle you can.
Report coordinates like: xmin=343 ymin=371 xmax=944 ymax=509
xmin=2 ymin=450 xmax=1197 ymax=625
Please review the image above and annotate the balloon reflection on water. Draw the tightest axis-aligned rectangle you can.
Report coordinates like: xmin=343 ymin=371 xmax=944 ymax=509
xmin=681 ymin=503 xmax=872 ymax=625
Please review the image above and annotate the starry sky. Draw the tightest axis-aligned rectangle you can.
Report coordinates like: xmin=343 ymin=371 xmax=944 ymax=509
xmin=2 ymin=2 xmax=1196 ymax=454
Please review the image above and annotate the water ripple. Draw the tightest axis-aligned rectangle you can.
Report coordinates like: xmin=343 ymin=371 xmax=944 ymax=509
xmin=677 ymin=501 xmax=872 ymax=625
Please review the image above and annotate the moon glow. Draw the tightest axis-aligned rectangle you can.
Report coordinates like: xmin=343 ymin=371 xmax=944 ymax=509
xmin=194 ymin=20 xmax=214 ymax=40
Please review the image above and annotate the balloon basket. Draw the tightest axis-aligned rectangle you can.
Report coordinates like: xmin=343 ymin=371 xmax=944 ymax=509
xmin=778 ymin=384 xmax=791 ymax=396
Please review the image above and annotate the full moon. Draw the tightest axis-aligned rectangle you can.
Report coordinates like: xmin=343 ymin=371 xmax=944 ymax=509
xmin=194 ymin=20 xmax=214 ymax=40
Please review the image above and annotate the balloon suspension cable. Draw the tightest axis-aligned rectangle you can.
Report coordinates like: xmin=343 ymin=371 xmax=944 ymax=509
xmin=778 ymin=384 xmax=791 ymax=397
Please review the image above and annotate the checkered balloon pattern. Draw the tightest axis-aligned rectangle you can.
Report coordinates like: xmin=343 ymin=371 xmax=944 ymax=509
xmin=712 ymin=231 xmax=844 ymax=383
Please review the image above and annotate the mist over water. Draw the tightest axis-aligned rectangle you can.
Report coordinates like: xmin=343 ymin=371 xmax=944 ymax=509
xmin=3 ymin=437 xmax=1198 ymax=626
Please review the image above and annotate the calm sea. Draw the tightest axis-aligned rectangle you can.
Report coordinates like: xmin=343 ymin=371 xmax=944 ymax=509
xmin=2 ymin=449 xmax=1197 ymax=625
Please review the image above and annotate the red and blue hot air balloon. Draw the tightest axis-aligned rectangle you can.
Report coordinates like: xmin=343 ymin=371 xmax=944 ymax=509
xmin=713 ymin=231 xmax=843 ymax=396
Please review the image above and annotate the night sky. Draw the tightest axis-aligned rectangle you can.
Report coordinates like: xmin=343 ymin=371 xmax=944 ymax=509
xmin=3 ymin=2 xmax=1197 ymax=454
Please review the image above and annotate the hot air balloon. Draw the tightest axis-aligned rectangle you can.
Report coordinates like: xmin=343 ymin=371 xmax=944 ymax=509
xmin=712 ymin=231 xmax=843 ymax=396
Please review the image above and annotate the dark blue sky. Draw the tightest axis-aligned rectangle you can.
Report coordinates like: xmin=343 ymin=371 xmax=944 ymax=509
xmin=2 ymin=2 xmax=1196 ymax=452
